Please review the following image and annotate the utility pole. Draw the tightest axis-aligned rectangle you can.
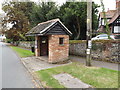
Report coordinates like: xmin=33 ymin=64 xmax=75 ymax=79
xmin=86 ymin=0 xmax=92 ymax=66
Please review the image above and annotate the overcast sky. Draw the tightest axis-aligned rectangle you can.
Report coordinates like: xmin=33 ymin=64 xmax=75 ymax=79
xmin=0 ymin=0 xmax=116 ymax=14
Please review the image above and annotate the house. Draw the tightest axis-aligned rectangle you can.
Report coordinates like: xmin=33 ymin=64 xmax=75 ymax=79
xmin=98 ymin=10 xmax=116 ymax=32
xmin=98 ymin=0 xmax=120 ymax=34
xmin=26 ymin=19 xmax=72 ymax=63
xmin=0 ymin=34 xmax=6 ymax=42
xmin=109 ymin=2 xmax=120 ymax=34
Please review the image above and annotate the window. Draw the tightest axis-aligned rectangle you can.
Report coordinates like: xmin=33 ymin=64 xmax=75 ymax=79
xmin=114 ymin=26 xmax=120 ymax=33
xmin=102 ymin=19 xmax=105 ymax=25
xmin=59 ymin=37 xmax=64 ymax=45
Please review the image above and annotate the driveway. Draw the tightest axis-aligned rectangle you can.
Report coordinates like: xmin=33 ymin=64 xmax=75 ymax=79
xmin=1 ymin=42 xmax=35 ymax=88
xmin=70 ymin=55 xmax=120 ymax=71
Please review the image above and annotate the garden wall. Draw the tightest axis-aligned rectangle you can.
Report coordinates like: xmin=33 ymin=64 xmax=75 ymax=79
xmin=12 ymin=41 xmax=34 ymax=49
xmin=69 ymin=40 xmax=120 ymax=64
xmin=14 ymin=40 xmax=120 ymax=64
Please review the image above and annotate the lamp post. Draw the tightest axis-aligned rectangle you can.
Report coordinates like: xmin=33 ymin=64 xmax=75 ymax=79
xmin=86 ymin=0 xmax=92 ymax=66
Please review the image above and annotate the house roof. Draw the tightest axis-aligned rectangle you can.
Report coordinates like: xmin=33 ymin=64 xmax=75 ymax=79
xmin=26 ymin=18 xmax=72 ymax=36
xmin=100 ymin=10 xmax=116 ymax=18
xmin=109 ymin=10 xmax=120 ymax=24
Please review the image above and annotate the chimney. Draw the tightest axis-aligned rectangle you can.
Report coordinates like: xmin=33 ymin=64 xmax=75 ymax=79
xmin=116 ymin=0 xmax=120 ymax=9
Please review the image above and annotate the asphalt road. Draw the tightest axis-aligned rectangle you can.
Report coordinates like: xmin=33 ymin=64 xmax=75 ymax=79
xmin=1 ymin=42 xmax=35 ymax=88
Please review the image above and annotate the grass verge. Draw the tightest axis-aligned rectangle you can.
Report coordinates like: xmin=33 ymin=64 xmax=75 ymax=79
xmin=36 ymin=62 xmax=119 ymax=88
xmin=10 ymin=46 xmax=34 ymax=57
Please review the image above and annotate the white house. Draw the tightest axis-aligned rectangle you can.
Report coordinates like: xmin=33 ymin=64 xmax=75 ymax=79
xmin=0 ymin=34 xmax=6 ymax=42
xmin=98 ymin=0 xmax=120 ymax=34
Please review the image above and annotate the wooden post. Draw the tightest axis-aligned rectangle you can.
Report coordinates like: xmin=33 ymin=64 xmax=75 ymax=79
xmin=86 ymin=0 xmax=92 ymax=66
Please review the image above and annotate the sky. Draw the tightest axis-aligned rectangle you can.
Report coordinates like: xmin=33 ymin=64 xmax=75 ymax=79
xmin=0 ymin=0 xmax=116 ymax=15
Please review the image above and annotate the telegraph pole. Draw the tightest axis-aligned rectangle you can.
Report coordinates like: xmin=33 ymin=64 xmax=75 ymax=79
xmin=86 ymin=0 xmax=92 ymax=66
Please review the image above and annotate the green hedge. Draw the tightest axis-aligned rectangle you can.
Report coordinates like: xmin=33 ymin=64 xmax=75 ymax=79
xmin=69 ymin=40 xmax=120 ymax=44
xmin=6 ymin=39 xmax=13 ymax=43
xmin=69 ymin=40 xmax=86 ymax=44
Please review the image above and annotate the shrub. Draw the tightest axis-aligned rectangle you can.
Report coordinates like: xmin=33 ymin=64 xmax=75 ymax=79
xmin=6 ymin=39 xmax=13 ymax=43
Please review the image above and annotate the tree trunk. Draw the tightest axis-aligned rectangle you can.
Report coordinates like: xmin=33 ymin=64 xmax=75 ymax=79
xmin=75 ymin=16 xmax=81 ymax=40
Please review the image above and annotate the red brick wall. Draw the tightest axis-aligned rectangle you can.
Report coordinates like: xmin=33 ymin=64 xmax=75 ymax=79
xmin=48 ymin=35 xmax=69 ymax=63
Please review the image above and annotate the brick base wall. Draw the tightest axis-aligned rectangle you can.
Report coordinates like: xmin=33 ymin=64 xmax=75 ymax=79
xmin=48 ymin=35 xmax=69 ymax=63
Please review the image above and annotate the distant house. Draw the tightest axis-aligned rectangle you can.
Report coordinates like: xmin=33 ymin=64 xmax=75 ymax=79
xmin=0 ymin=34 xmax=6 ymax=42
xmin=98 ymin=0 xmax=120 ymax=34
xmin=109 ymin=9 xmax=120 ymax=34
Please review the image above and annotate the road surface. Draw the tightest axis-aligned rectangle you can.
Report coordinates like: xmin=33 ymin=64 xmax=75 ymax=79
xmin=1 ymin=42 xmax=35 ymax=88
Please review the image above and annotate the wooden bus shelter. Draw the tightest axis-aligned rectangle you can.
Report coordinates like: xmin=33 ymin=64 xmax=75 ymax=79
xmin=26 ymin=19 xmax=72 ymax=63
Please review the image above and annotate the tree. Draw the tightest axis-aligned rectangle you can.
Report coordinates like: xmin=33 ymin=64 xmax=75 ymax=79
xmin=2 ymin=1 xmax=99 ymax=41
xmin=100 ymin=0 xmax=111 ymax=38
xmin=59 ymin=2 xmax=99 ymax=40
xmin=2 ymin=2 xmax=34 ymax=41
xmin=29 ymin=2 xmax=60 ymax=28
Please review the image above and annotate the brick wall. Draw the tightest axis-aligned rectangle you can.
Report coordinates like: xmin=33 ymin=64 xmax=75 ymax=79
xmin=48 ymin=35 xmax=69 ymax=63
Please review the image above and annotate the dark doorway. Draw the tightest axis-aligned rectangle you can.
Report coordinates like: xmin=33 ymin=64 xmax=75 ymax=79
xmin=40 ymin=36 xmax=48 ymax=56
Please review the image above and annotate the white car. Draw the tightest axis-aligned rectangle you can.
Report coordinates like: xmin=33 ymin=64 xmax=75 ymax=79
xmin=91 ymin=34 xmax=114 ymax=40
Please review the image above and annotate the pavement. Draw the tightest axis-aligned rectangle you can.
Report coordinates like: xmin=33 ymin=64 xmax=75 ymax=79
xmin=53 ymin=73 xmax=92 ymax=88
xmin=1 ymin=42 xmax=36 ymax=88
xmin=21 ymin=57 xmax=72 ymax=72
xmin=70 ymin=55 xmax=120 ymax=71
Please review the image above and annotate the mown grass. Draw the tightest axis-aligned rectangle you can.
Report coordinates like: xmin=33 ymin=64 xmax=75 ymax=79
xmin=10 ymin=46 xmax=34 ymax=57
xmin=36 ymin=62 xmax=119 ymax=88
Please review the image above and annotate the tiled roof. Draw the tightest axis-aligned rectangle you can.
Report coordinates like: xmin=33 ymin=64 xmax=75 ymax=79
xmin=109 ymin=1 xmax=120 ymax=24
xmin=109 ymin=10 xmax=120 ymax=24
xmin=26 ymin=18 xmax=72 ymax=36
xmin=100 ymin=10 xmax=116 ymax=18
xmin=27 ymin=19 xmax=58 ymax=35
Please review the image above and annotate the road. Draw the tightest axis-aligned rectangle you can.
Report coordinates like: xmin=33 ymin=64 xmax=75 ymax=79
xmin=1 ymin=42 xmax=35 ymax=88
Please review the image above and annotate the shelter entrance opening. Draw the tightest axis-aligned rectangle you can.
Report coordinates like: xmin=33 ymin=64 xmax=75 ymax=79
xmin=40 ymin=36 xmax=48 ymax=56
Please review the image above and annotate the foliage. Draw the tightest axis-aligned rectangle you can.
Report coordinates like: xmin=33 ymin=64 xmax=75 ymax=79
xmin=2 ymin=2 xmax=35 ymax=41
xmin=29 ymin=2 xmax=60 ymax=28
xmin=36 ymin=62 xmax=119 ymax=88
xmin=6 ymin=38 xmax=13 ymax=43
xmin=100 ymin=0 xmax=111 ymax=37
xmin=69 ymin=39 xmax=118 ymax=44
xmin=69 ymin=40 xmax=86 ymax=44
xmin=2 ymin=1 xmax=99 ymax=41
xmin=59 ymin=2 xmax=99 ymax=40
xmin=59 ymin=2 xmax=87 ymax=40
xmin=11 ymin=46 xmax=34 ymax=57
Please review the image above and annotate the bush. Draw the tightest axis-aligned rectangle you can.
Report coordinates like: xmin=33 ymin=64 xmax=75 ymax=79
xmin=69 ymin=40 xmax=86 ymax=44
xmin=6 ymin=39 xmax=13 ymax=43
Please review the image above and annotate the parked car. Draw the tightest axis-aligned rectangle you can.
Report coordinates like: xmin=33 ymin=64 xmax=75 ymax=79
xmin=112 ymin=34 xmax=120 ymax=39
xmin=91 ymin=34 xmax=115 ymax=40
